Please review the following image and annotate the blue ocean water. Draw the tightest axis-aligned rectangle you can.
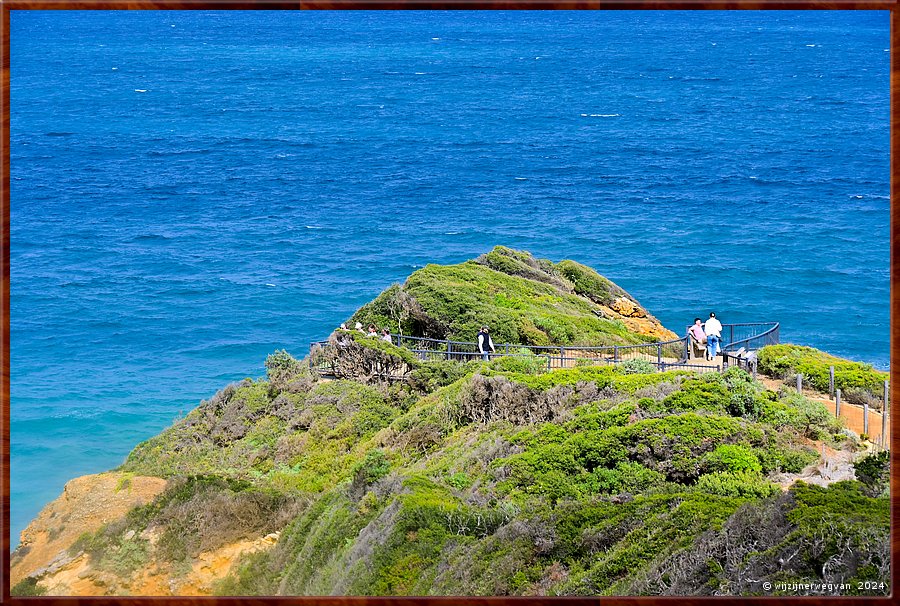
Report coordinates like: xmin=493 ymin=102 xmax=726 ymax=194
xmin=9 ymin=10 xmax=889 ymax=545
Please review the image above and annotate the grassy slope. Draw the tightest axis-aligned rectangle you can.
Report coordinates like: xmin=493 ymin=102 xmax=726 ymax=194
xmin=62 ymin=353 xmax=886 ymax=597
xmin=349 ymin=246 xmax=673 ymax=346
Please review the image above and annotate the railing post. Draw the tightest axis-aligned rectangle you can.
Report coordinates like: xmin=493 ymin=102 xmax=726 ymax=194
xmin=657 ymin=344 xmax=661 ymax=365
xmin=752 ymin=360 xmax=757 ymax=380
xmin=730 ymin=324 xmax=734 ymax=347
xmin=829 ymin=366 xmax=835 ymax=396
xmin=836 ymin=388 xmax=841 ymax=417
xmin=614 ymin=346 xmax=619 ymax=362
xmin=505 ymin=344 xmax=509 ymax=354
xmin=547 ymin=355 xmax=551 ymax=371
xmin=796 ymin=373 xmax=802 ymax=394
xmin=447 ymin=340 xmax=452 ymax=361
xmin=560 ymin=346 xmax=566 ymax=368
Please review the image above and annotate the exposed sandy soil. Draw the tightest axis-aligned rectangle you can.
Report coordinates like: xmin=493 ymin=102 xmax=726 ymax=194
xmin=34 ymin=532 xmax=280 ymax=596
xmin=10 ymin=472 xmax=168 ymax=586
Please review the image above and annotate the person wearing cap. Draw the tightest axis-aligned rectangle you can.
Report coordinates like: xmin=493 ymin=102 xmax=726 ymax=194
xmin=704 ymin=312 xmax=723 ymax=360
xmin=477 ymin=326 xmax=495 ymax=361
xmin=355 ymin=321 xmax=365 ymax=334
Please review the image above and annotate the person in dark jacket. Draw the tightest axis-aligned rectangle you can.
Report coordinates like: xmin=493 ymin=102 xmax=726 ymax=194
xmin=477 ymin=326 xmax=495 ymax=361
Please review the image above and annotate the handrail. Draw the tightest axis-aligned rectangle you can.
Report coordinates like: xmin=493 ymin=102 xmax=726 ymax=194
xmin=313 ymin=322 xmax=778 ymax=365
xmin=684 ymin=321 xmax=779 ymax=352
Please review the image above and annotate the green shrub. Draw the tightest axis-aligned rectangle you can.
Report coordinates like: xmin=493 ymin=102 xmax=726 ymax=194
xmin=352 ymin=399 xmax=400 ymax=438
xmin=11 ymin=577 xmax=46 ymax=596
xmin=555 ymin=259 xmax=626 ymax=306
xmin=351 ymin=449 xmax=391 ymax=489
xmin=265 ymin=349 xmax=303 ymax=385
xmin=776 ymin=393 xmax=843 ymax=440
xmin=704 ymin=444 xmax=762 ymax=474
xmin=566 ymin=403 xmax=637 ymax=433
xmin=446 ymin=472 xmax=472 ymax=491
xmin=244 ymin=415 xmax=286 ymax=448
xmin=408 ymin=360 xmax=479 ymax=392
xmin=756 ymin=444 xmax=818 ymax=474
xmin=489 ymin=349 xmax=549 ymax=375
xmin=661 ymin=377 xmax=730 ymax=414
xmin=232 ymin=380 xmax=272 ymax=414
xmin=620 ymin=358 xmax=656 ymax=375
xmin=348 ymin=331 xmax=420 ymax=367
xmin=494 ymin=365 xmax=684 ymax=392
xmin=695 ymin=470 xmax=778 ymax=498
xmin=854 ymin=450 xmax=890 ymax=497
xmin=591 ymin=462 xmax=667 ymax=494
xmin=842 ymin=386 xmax=883 ymax=410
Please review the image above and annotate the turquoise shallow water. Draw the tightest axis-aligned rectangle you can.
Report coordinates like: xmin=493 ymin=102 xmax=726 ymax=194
xmin=9 ymin=10 xmax=889 ymax=545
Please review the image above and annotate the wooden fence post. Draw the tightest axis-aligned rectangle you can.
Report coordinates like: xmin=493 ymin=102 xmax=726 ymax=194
xmin=829 ymin=366 xmax=835 ymax=396
xmin=751 ymin=360 xmax=757 ymax=380
xmin=863 ymin=401 xmax=869 ymax=437
xmin=796 ymin=374 xmax=802 ymax=394
xmin=836 ymin=388 xmax=841 ymax=417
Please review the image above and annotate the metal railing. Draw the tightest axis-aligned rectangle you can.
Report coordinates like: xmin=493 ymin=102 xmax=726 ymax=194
xmin=721 ymin=322 xmax=780 ymax=352
xmin=311 ymin=322 xmax=777 ymax=376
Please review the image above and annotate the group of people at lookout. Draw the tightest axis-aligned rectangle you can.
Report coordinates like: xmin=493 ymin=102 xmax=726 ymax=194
xmin=340 ymin=322 xmax=394 ymax=343
xmin=689 ymin=312 xmax=723 ymax=360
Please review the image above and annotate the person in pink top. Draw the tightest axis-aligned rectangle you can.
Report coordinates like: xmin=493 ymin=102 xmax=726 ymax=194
xmin=689 ymin=318 xmax=706 ymax=344
xmin=688 ymin=318 xmax=706 ymax=359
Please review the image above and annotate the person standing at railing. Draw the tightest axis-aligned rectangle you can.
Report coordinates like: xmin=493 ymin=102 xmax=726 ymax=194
xmin=477 ymin=326 xmax=495 ymax=361
xmin=704 ymin=312 xmax=723 ymax=360
xmin=381 ymin=328 xmax=393 ymax=343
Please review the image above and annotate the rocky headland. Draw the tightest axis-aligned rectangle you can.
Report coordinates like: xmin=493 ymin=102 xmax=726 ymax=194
xmin=12 ymin=247 xmax=890 ymax=597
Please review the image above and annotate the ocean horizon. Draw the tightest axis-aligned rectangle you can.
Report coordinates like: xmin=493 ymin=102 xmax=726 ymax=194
xmin=9 ymin=10 xmax=889 ymax=546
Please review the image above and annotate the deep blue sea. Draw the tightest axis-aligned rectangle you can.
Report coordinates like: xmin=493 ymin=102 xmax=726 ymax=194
xmin=10 ymin=10 xmax=889 ymax=545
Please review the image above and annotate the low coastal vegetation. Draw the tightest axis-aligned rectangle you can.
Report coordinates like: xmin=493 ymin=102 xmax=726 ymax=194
xmin=11 ymin=249 xmax=890 ymax=597
xmin=757 ymin=344 xmax=889 ymax=409
xmin=349 ymin=246 xmax=677 ymax=346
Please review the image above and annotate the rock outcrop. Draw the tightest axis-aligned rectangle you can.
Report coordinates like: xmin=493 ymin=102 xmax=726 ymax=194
xmin=11 ymin=472 xmax=167 ymax=588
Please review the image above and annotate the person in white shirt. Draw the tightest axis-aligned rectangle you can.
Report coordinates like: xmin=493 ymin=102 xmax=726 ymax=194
xmin=704 ymin=312 xmax=723 ymax=360
xmin=381 ymin=328 xmax=393 ymax=343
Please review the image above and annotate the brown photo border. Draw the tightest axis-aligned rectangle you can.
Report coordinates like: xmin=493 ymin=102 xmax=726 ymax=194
xmin=0 ymin=1 xmax=896 ymax=604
